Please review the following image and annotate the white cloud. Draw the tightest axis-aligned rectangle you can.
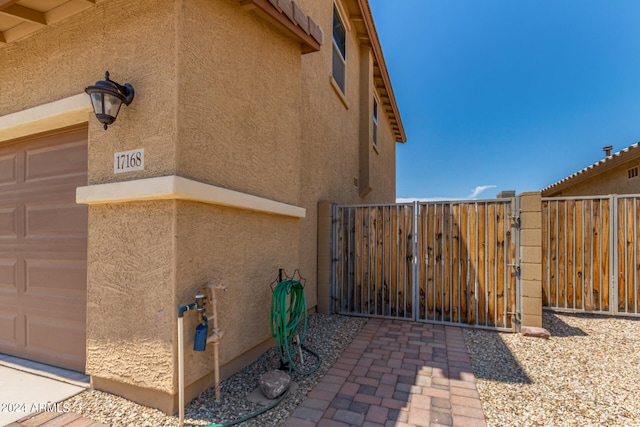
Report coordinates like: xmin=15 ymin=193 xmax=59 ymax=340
xmin=468 ymin=185 xmax=497 ymax=199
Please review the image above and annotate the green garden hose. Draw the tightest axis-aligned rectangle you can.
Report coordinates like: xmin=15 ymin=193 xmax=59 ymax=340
xmin=270 ymin=279 xmax=321 ymax=375
xmin=205 ymin=279 xmax=321 ymax=427
xmin=206 ymin=388 xmax=290 ymax=427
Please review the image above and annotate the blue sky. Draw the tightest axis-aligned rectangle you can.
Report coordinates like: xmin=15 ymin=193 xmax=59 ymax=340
xmin=369 ymin=1 xmax=640 ymax=200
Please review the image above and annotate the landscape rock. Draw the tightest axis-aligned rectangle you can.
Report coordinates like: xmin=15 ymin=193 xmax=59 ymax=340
xmin=259 ymin=370 xmax=291 ymax=399
xmin=521 ymin=326 xmax=551 ymax=339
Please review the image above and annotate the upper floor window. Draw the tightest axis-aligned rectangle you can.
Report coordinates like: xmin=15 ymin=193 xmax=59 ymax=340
xmin=373 ymin=95 xmax=379 ymax=147
xmin=332 ymin=5 xmax=346 ymax=93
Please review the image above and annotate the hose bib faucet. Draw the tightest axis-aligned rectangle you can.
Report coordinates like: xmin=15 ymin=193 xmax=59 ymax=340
xmin=194 ymin=293 xmax=208 ymax=352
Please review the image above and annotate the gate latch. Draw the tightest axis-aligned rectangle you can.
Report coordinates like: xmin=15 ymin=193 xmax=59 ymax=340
xmin=508 ymin=263 xmax=521 ymax=277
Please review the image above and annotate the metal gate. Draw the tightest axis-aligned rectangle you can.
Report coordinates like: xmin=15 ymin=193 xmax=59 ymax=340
xmin=332 ymin=198 xmax=519 ymax=331
xmin=542 ymin=194 xmax=640 ymax=315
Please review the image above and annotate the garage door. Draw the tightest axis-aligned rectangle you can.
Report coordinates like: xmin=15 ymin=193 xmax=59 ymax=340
xmin=0 ymin=125 xmax=88 ymax=372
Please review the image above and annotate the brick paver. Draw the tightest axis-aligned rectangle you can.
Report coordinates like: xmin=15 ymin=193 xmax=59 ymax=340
xmin=285 ymin=318 xmax=487 ymax=427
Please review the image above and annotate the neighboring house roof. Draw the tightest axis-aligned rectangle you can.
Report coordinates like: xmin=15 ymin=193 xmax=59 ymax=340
xmin=542 ymin=142 xmax=640 ymax=195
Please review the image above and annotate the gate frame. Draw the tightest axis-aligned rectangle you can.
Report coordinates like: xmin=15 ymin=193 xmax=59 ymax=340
xmin=330 ymin=197 xmax=521 ymax=332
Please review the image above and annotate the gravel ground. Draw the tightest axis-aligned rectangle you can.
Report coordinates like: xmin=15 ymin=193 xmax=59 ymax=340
xmin=63 ymin=313 xmax=366 ymax=427
xmin=465 ymin=311 xmax=640 ymax=427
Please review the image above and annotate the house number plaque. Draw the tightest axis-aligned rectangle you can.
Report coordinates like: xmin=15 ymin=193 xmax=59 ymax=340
xmin=114 ymin=148 xmax=144 ymax=174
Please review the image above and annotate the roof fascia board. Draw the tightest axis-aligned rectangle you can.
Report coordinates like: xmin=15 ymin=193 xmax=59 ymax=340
xmin=239 ymin=0 xmax=322 ymax=54
xmin=357 ymin=0 xmax=406 ymax=143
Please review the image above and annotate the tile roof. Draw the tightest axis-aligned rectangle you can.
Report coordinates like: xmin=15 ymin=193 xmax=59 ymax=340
xmin=542 ymin=142 xmax=640 ymax=194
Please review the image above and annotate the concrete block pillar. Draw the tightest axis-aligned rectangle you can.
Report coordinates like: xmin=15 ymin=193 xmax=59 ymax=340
xmin=519 ymin=192 xmax=543 ymax=328
xmin=317 ymin=200 xmax=332 ymax=314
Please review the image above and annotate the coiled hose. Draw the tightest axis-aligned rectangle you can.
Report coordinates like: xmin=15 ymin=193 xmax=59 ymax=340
xmin=206 ymin=279 xmax=321 ymax=427
xmin=270 ymin=279 xmax=321 ymax=375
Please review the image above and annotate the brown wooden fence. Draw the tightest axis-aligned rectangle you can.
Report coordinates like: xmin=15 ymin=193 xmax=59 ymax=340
xmin=616 ymin=195 xmax=640 ymax=314
xmin=542 ymin=197 xmax=611 ymax=312
xmin=416 ymin=201 xmax=517 ymax=330
xmin=542 ymin=195 xmax=640 ymax=316
xmin=334 ymin=204 xmax=415 ymax=320
xmin=333 ymin=199 xmax=518 ymax=331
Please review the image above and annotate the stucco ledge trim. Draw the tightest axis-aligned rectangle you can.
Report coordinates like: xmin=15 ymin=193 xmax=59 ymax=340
xmin=76 ymin=176 xmax=306 ymax=218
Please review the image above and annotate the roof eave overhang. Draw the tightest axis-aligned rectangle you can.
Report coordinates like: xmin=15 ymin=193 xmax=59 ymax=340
xmin=357 ymin=0 xmax=406 ymax=143
xmin=0 ymin=0 xmax=96 ymax=46
xmin=239 ymin=0 xmax=323 ymax=55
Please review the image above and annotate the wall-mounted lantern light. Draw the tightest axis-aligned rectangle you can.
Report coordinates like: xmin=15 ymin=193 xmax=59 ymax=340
xmin=85 ymin=71 xmax=134 ymax=130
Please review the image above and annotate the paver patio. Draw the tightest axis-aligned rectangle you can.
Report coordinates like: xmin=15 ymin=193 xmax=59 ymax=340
xmin=284 ymin=318 xmax=487 ymax=427
xmin=12 ymin=317 xmax=487 ymax=427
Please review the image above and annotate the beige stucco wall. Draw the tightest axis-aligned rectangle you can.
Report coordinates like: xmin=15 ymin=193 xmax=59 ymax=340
xmin=176 ymin=0 xmax=302 ymax=204
xmin=0 ymin=0 xmax=180 ymax=402
xmin=175 ymin=202 xmax=300 ymax=385
xmin=296 ymin=0 xmax=398 ymax=207
xmin=1 ymin=0 xmax=402 ymax=414
xmin=0 ymin=0 xmax=179 ymax=184
xmin=171 ymin=0 xmax=309 ymax=401
xmin=86 ymin=201 xmax=176 ymax=393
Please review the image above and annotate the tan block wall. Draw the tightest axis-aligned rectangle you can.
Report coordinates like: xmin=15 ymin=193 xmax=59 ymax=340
xmin=519 ymin=192 xmax=543 ymax=328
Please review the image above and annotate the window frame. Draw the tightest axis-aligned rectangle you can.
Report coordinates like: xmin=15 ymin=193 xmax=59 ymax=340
xmin=332 ymin=3 xmax=347 ymax=95
xmin=372 ymin=94 xmax=379 ymax=148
